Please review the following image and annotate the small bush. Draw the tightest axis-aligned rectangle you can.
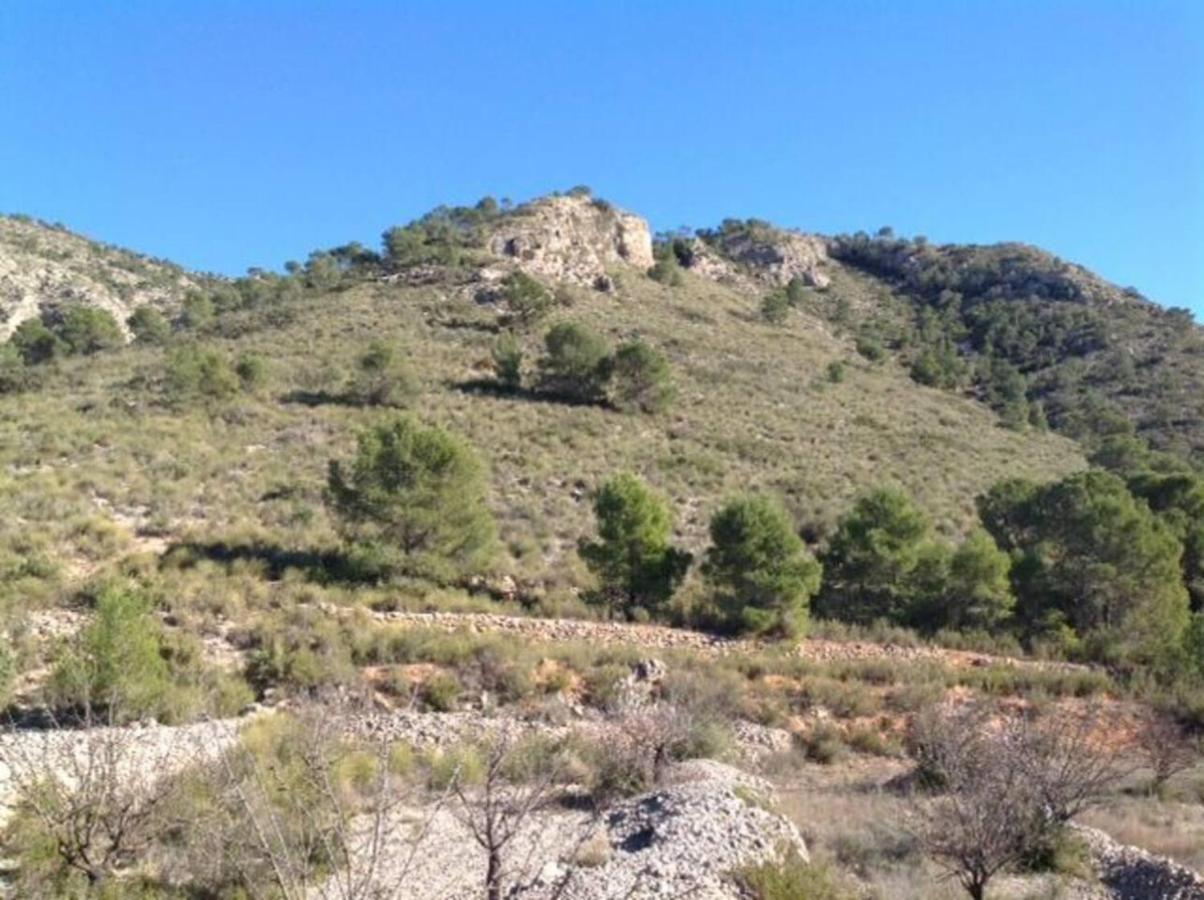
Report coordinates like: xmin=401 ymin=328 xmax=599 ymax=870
xmin=235 ymin=354 xmax=269 ymax=392
xmin=735 ymin=851 xmax=855 ymax=900
xmin=59 ymin=307 xmax=123 ymax=355
xmin=49 ymin=586 xmax=171 ymax=720
xmin=9 ymin=318 xmax=61 ymax=364
xmin=761 ymin=291 xmax=790 ymax=325
xmin=610 ymin=340 xmax=674 ymax=413
xmin=165 ymin=344 xmax=240 ymax=403
xmin=128 ymin=306 xmax=171 ymax=344
xmin=536 ymin=322 xmax=612 ymax=403
xmin=347 ymin=342 xmax=418 ymax=407
xmin=798 ymin=722 xmax=847 ymax=764
xmin=179 ymin=292 xmax=216 ymax=332
xmin=421 ymin=671 xmax=463 ymax=711
xmin=491 ymin=332 xmax=523 ymax=392
xmin=502 ymin=271 xmax=553 ymax=328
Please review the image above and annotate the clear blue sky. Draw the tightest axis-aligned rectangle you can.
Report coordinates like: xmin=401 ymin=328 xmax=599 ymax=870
xmin=2 ymin=1 xmax=1201 ymax=313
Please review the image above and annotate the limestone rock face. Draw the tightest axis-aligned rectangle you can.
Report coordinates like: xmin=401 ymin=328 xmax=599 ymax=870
xmin=701 ymin=226 xmax=831 ymax=289
xmin=0 ymin=215 xmax=201 ymax=340
xmin=487 ymin=195 xmax=654 ymax=287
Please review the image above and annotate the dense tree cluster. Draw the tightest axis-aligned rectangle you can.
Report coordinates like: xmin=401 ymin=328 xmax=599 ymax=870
xmin=490 ymin=320 xmax=675 ymax=413
xmin=828 ymin=230 xmax=1204 ymax=455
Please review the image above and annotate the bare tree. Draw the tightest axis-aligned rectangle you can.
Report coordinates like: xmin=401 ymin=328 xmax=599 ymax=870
xmin=908 ymin=703 xmax=1043 ymax=900
xmin=1008 ymin=704 xmax=1128 ymax=823
xmin=197 ymin=703 xmax=451 ymax=900
xmin=452 ymin=732 xmax=574 ymax=900
xmin=907 ymin=702 xmax=1124 ymax=900
xmin=1132 ymin=709 xmax=1201 ymax=795
xmin=0 ymin=706 xmax=200 ymax=892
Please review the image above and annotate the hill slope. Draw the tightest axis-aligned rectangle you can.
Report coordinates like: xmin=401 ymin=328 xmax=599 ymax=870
xmin=820 ymin=230 xmax=1204 ymax=461
xmin=0 ymin=195 xmax=1087 ymax=606
xmin=0 ymin=214 xmax=205 ymax=340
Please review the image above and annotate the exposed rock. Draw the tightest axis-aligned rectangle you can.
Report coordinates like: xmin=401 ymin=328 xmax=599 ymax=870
xmin=327 ymin=758 xmax=805 ymax=899
xmin=701 ymin=225 xmax=831 ymax=289
xmin=676 ymin=238 xmax=744 ymax=285
xmin=487 ymin=195 xmax=654 ymax=287
xmin=1074 ymin=824 xmax=1204 ymax=899
xmin=0 ymin=215 xmax=202 ymax=340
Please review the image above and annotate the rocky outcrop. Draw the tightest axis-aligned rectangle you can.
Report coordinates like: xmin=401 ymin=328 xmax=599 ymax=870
xmin=487 ymin=195 xmax=654 ymax=288
xmin=0 ymin=215 xmax=201 ymax=340
xmin=700 ymin=225 xmax=831 ymax=289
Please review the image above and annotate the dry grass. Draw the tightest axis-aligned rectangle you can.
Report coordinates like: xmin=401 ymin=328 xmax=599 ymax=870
xmin=0 ymin=263 xmax=1084 ymax=624
xmin=1079 ymin=765 xmax=1204 ymax=872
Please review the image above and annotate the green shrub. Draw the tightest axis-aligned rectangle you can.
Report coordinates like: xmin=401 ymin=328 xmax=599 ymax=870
xmin=536 ymin=322 xmax=612 ymax=403
xmin=59 ymin=307 xmax=123 ymax=355
xmin=648 ymin=247 xmax=684 ymax=286
xmin=235 ymin=353 xmax=269 ymax=392
xmin=610 ymin=340 xmax=674 ymax=413
xmin=799 ymin=722 xmax=846 ymax=764
xmin=9 ymin=317 xmax=61 ymax=364
xmin=735 ymin=852 xmax=855 ymax=900
xmin=421 ymin=671 xmax=462 ymax=711
xmin=127 ymin=306 xmax=171 ymax=344
xmin=49 ymin=586 xmax=171 ymax=720
xmin=855 ymin=332 xmax=886 ymax=362
xmin=0 ymin=344 xmax=34 ymax=394
xmin=825 ymin=360 xmax=846 ymax=384
xmin=0 ymin=638 xmax=12 ymax=706
xmin=347 ymin=342 xmax=418 ymax=407
xmin=179 ymin=292 xmax=216 ymax=332
xmin=491 ymin=332 xmax=523 ymax=392
xmin=502 ymin=271 xmax=553 ymax=328
xmin=761 ymin=291 xmax=790 ymax=325
xmin=165 ymin=344 xmax=240 ymax=403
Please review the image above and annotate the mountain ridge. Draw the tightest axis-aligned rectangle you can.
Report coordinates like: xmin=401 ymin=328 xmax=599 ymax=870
xmin=4 ymin=190 xmax=1201 ymax=464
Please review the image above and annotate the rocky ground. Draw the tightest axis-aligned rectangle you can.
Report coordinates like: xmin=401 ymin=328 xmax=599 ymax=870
xmin=345 ymin=759 xmax=804 ymax=900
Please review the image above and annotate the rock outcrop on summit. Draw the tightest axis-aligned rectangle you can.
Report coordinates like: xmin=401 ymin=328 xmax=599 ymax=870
xmin=487 ymin=194 xmax=654 ymax=288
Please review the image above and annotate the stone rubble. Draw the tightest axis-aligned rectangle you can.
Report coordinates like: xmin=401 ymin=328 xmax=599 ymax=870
xmin=1075 ymin=825 xmax=1204 ymax=900
xmin=319 ymin=759 xmax=806 ymax=900
xmin=347 ymin=606 xmax=1091 ymax=673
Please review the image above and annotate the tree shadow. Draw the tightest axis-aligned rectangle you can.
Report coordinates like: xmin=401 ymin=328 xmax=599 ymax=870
xmin=162 ymin=540 xmax=384 ymax=586
xmin=451 ymin=378 xmax=615 ymax=410
xmin=279 ymin=389 xmax=360 ymax=408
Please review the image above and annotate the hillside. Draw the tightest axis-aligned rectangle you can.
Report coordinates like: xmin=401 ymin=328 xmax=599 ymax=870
xmin=822 ymin=230 xmax=1204 ymax=461
xmin=0 ymin=195 xmax=1086 ymax=608
xmin=0 ymin=213 xmax=205 ymax=340
xmin=1 ymin=193 xmax=1203 ymax=900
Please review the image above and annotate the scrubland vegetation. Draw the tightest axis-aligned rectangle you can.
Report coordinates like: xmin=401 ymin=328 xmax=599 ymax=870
xmin=1 ymin=196 xmax=1202 ymax=897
